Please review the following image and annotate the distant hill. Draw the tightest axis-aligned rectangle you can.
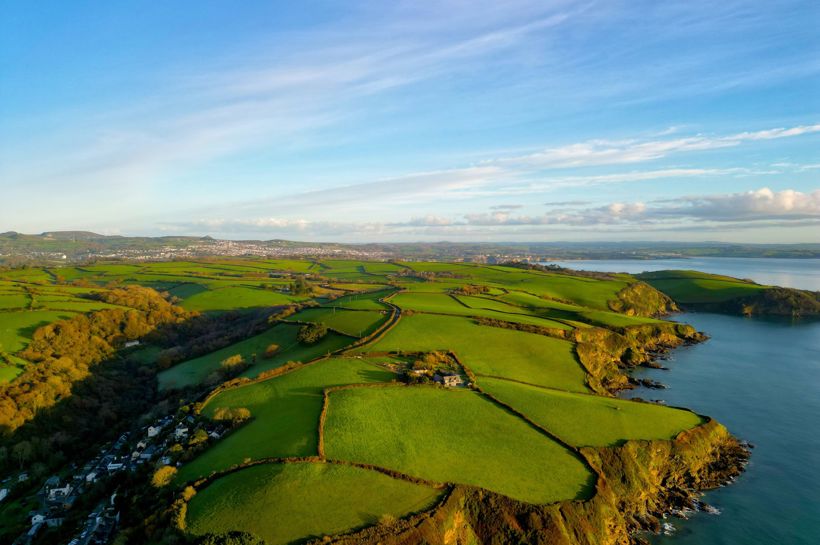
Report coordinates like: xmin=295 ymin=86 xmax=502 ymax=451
xmin=0 ymin=231 xmax=818 ymax=265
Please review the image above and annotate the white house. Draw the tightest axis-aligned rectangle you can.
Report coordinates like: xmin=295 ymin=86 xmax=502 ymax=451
xmin=48 ymin=483 xmax=73 ymax=501
xmin=147 ymin=425 xmax=162 ymax=438
xmin=124 ymin=340 xmax=141 ymax=348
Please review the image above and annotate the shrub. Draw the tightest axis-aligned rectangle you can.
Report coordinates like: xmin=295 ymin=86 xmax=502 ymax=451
xmin=263 ymin=343 xmax=280 ymax=359
xmin=152 ymin=465 xmax=178 ymax=488
xmin=297 ymin=322 xmax=328 ymax=344
xmin=220 ymin=354 xmax=245 ymax=369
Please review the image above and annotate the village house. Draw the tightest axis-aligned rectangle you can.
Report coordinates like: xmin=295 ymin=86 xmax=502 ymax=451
xmin=47 ymin=483 xmax=74 ymax=503
xmin=174 ymin=426 xmax=189 ymax=440
xmin=434 ymin=374 xmax=464 ymax=387
xmin=147 ymin=425 xmax=162 ymax=438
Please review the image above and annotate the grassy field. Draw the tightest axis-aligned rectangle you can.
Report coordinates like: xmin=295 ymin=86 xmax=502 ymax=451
xmin=479 ymin=378 xmax=704 ymax=446
xmin=179 ymin=286 xmax=302 ymax=312
xmin=323 ymin=289 xmax=391 ymax=310
xmin=363 ymin=313 xmax=588 ymax=392
xmin=0 ymin=309 xmax=76 ymax=353
xmin=176 ymin=357 xmax=395 ymax=482
xmin=639 ymin=270 xmax=767 ymax=303
xmin=324 ymin=386 xmax=594 ymax=504
xmin=187 ymin=462 xmax=442 ymax=545
xmin=390 ymin=291 xmax=572 ymax=329
xmin=287 ymin=307 xmax=387 ymax=337
xmin=158 ymin=323 xmax=353 ymax=390
xmin=498 ymin=290 xmax=662 ymax=328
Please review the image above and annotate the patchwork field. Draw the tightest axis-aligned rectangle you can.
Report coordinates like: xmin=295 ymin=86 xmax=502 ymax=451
xmin=286 ymin=307 xmax=386 ymax=337
xmin=324 ymin=386 xmax=594 ymax=504
xmin=176 ymin=357 xmax=395 ymax=482
xmin=186 ymin=462 xmax=442 ymax=545
xmin=363 ymin=313 xmax=587 ymax=392
xmin=158 ymin=323 xmax=353 ymax=390
xmin=0 ymin=258 xmax=718 ymax=544
xmin=479 ymin=377 xmax=705 ymax=446
xmin=639 ymin=270 xmax=767 ymax=303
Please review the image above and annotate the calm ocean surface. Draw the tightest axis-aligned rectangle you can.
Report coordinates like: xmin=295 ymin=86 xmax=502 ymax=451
xmin=551 ymin=259 xmax=820 ymax=544
xmin=543 ymin=257 xmax=820 ymax=291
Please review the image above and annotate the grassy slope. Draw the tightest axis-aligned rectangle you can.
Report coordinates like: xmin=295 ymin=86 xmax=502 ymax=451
xmin=187 ymin=462 xmax=442 ymax=545
xmin=287 ymin=307 xmax=387 ymax=337
xmin=0 ymin=309 xmax=76 ymax=353
xmin=639 ymin=270 xmax=767 ymax=303
xmin=363 ymin=313 xmax=588 ymax=393
xmin=157 ymin=323 xmax=353 ymax=390
xmin=390 ymin=292 xmax=572 ymax=329
xmin=479 ymin=378 xmax=704 ymax=447
xmin=324 ymin=386 xmax=593 ymax=504
xmin=176 ymin=357 xmax=395 ymax=482
xmin=179 ymin=286 xmax=301 ymax=311
xmin=324 ymin=290 xmax=391 ymax=310
xmin=499 ymin=290 xmax=663 ymax=328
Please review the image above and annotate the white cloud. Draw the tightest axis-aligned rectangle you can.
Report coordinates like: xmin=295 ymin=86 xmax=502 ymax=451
xmin=462 ymin=187 xmax=820 ymax=227
xmin=489 ymin=125 xmax=820 ymax=169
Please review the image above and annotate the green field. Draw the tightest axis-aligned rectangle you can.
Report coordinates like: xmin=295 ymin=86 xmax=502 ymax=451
xmin=287 ymin=307 xmax=386 ymax=337
xmin=324 ymin=386 xmax=594 ymax=504
xmin=187 ymin=462 xmax=442 ymax=545
xmin=0 ymin=309 xmax=76 ymax=353
xmin=179 ymin=286 xmax=301 ymax=312
xmin=323 ymin=289 xmax=391 ymax=310
xmin=498 ymin=290 xmax=661 ymax=328
xmin=363 ymin=313 xmax=588 ymax=392
xmin=639 ymin=270 xmax=767 ymax=303
xmin=176 ymin=357 xmax=395 ymax=482
xmin=390 ymin=291 xmax=572 ymax=329
xmin=479 ymin=378 xmax=704 ymax=446
xmin=158 ymin=323 xmax=354 ymax=390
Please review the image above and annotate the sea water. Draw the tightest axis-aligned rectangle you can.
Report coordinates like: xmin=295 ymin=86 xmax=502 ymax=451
xmin=547 ymin=258 xmax=820 ymax=543
xmin=543 ymin=257 xmax=820 ymax=291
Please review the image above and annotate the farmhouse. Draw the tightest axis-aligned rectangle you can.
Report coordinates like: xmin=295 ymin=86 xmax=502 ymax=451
xmin=434 ymin=373 xmax=464 ymax=387
xmin=48 ymin=483 xmax=72 ymax=498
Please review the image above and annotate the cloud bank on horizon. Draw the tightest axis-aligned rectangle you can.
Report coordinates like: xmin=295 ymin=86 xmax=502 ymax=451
xmin=0 ymin=0 xmax=818 ymax=242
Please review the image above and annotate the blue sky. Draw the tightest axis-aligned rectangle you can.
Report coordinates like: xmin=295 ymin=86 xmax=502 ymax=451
xmin=1 ymin=0 xmax=818 ymax=242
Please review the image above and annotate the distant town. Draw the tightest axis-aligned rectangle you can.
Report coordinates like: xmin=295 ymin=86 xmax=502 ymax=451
xmin=2 ymin=231 xmax=818 ymax=267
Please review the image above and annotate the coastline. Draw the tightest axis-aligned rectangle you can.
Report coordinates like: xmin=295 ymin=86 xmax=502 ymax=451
xmin=311 ymin=314 xmax=750 ymax=545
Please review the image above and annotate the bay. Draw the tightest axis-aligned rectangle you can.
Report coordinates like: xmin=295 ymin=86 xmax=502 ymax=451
xmin=542 ymin=257 xmax=820 ymax=291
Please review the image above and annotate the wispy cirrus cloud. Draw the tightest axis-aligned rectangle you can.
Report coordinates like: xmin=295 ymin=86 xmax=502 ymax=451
xmin=486 ymin=125 xmax=820 ymax=170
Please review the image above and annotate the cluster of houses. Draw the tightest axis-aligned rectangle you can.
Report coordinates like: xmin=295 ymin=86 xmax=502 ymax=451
xmin=8 ymin=411 xmax=226 ymax=545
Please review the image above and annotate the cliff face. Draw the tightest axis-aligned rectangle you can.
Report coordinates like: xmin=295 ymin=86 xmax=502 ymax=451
xmin=573 ymin=323 xmax=706 ymax=394
xmin=321 ymin=420 xmax=748 ymax=545
xmin=712 ymin=287 xmax=820 ymax=317
xmin=608 ymin=282 xmax=678 ymax=317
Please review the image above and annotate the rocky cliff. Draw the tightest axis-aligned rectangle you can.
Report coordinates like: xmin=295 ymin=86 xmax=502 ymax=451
xmin=320 ymin=419 xmax=748 ymax=545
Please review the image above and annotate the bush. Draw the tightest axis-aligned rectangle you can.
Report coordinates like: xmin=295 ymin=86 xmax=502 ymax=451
xmin=263 ymin=343 xmax=280 ymax=359
xmin=213 ymin=406 xmax=251 ymax=423
xmin=297 ymin=322 xmax=328 ymax=344
xmin=221 ymin=354 xmax=245 ymax=369
xmin=152 ymin=465 xmax=178 ymax=488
